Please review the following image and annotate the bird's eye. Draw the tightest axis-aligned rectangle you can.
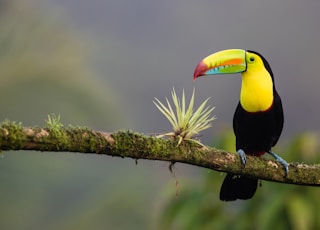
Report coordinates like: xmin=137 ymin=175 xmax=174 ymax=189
xmin=249 ymin=57 xmax=255 ymax=62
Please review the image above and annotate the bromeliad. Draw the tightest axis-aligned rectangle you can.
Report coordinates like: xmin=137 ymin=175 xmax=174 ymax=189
xmin=154 ymin=88 xmax=215 ymax=147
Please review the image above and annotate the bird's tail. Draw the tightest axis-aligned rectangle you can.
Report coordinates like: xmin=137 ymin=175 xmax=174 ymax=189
xmin=219 ymin=174 xmax=258 ymax=201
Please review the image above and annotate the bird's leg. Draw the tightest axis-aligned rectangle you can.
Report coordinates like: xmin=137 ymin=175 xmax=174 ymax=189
xmin=267 ymin=151 xmax=289 ymax=176
xmin=237 ymin=149 xmax=247 ymax=165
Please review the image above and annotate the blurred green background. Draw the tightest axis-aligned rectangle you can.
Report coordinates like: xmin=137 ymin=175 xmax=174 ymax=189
xmin=0 ymin=0 xmax=320 ymax=229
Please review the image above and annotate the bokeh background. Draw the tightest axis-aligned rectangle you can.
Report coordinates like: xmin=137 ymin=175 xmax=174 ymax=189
xmin=1 ymin=0 xmax=320 ymax=229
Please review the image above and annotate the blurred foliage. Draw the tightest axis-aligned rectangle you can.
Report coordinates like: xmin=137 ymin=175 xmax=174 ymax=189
xmin=0 ymin=1 xmax=142 ymax=230
xmin=158 ymin=131 xmax=320 ymax=230
xmin=0 ymin=0 xmax=125 ymax=129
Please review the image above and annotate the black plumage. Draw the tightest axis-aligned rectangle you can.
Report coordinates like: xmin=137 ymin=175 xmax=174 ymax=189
xmin=219 ymin=51 xmax=284 ymax=201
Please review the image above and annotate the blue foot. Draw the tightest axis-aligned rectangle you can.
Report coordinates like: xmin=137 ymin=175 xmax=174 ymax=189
xmin=268 ymin=151 xmax=289 ymax=176
xmin=237 ymin=149 xmax=247 ymax=165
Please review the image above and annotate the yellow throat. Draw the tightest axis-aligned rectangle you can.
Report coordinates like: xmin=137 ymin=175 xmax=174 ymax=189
xmin=240 ymin=67 xmax=274 ymax=113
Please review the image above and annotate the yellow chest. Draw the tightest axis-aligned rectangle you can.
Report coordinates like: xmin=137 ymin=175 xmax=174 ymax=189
xmin=240 ymin=70 xmax=274 ymax=112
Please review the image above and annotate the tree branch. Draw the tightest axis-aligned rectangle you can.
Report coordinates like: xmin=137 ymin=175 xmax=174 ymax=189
xmin=0 ymin=121 xmax=319 ymax=186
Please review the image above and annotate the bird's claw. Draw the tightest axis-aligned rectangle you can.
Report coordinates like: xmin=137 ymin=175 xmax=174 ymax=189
xmin=268 ymin=151 xmax=289 ymax=176
xmin=237 ymin=150 xmax=289 ymax=176
xmin=237 ymin=149 xmax=247 ymax=165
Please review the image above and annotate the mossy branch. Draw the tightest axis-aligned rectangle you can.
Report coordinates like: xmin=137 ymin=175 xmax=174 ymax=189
xmin=0 ymin=121 xmax=319 ymax=186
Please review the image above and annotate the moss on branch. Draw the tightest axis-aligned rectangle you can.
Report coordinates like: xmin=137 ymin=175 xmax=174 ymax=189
xmin=0 ymin=120 xmax=319 ymax=186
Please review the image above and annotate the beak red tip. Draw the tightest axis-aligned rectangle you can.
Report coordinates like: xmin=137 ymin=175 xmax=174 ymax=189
xmin=193 ymin=61 xmax=207 ymax=80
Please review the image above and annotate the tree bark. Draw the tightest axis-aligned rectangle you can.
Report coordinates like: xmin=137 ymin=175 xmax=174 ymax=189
xmin=0 ymin=121 xmax=319 ymax=186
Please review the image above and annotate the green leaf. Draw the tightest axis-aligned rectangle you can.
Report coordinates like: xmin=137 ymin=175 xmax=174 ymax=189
xmin=153 ymin=88 xmax=215 ymax=146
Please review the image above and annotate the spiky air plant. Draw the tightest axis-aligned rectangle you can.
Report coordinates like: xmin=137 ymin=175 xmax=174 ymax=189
xmin=153 ymin=88 xmax=216 ymax=147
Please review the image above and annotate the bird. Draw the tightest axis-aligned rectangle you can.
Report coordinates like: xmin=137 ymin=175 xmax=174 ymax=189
xmin=193 ymin=49 xmax=289 ymax=201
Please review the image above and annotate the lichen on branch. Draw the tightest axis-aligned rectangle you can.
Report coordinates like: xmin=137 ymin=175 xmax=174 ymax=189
xmin=0 ymin=120 xmax=319 ymax=187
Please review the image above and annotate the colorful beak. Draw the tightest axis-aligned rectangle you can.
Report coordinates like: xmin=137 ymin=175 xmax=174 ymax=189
xmin=194 ymin=49 xmax=247 ymax=79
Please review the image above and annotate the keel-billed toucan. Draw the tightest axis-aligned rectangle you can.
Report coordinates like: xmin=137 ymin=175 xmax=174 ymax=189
xmin=193 ymin=49 xmax=289 ymax=201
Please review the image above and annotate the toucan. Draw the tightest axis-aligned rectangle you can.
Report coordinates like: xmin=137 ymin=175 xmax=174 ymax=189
xmin=193 ymin=49 xmax=289 ymax=201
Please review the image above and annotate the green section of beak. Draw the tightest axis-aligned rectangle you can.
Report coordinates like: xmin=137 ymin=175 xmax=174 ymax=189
xmin=194 ymin=49 xmax=247 ymax=79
